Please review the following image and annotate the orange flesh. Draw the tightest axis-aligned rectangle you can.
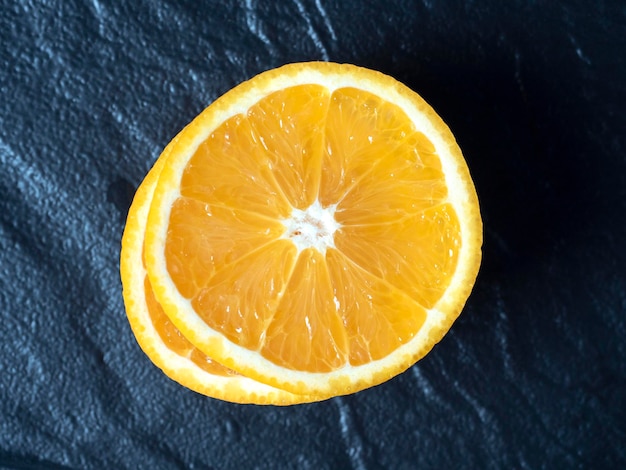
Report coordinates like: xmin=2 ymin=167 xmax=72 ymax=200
xmin=165 ymin=85 xmax=461 ymax=372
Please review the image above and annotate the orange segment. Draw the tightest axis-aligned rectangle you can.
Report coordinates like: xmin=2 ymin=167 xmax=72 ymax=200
xmin=326 ymin=250 xmax=427 ymax=366
xmin=335 ymin=203 xmax=462 ymax=308
xmin=180 ymin=114 xmax=292 ymax=218
xmin=335 ymin=131 xmax=448 ymax=225
xmin=165 ymin=197 xmax=286 ymax=299
xmin=319 ymin=87 xmax=417 ymax=207
xmin=192 ymin=240 xmax=297 ymax=351
xmin=247 ymin=85 xmax=329 ymax=209
xmin=262 ymin=248 xmax=348 ymax=372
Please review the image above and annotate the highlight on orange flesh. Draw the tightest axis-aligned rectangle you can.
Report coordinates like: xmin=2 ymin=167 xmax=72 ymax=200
xmin=124 ymin=61 xmax=482 ymax=401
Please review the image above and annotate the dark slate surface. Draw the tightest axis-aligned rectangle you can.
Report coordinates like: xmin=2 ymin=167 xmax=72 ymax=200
xmin=1 ymin=1 xmax=625 ymax=468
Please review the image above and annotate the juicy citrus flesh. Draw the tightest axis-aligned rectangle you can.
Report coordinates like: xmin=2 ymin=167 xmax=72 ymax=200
xmin=141 ymin=62 xmax=482 ymax=398
xmin=121 ymin=155 xmax=321 ymax=404
xmin=165 ymin=86 xmax=459 ymax=370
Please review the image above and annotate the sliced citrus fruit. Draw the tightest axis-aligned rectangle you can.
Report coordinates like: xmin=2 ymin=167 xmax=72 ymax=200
xmin=120 ymin=146 xmax=320 ymax=404
xmin=143 ymin=62 xmax=482 ymax=398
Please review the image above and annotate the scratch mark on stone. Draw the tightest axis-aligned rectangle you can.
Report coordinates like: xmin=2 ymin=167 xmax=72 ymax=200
xmin=91 ymin=0 xmax=103 ymax=16
xmin=0 ymin=140 xmax=53 ymax=202
xmin=455 ymin=385 xmax=507 ymax=463
xmin=514 ymin=50 xmax=527 ymax=102
xmin=244 ymin=0 xmax=277 ymax=54
xmin=444 ymin=361 xmax=512 ymax=465
xmin=314 ymin=0 xmax=337 ymax=41
xmin=293 ymin=0 xmax=330 ymax=61
xmin=494 ymin=282 xmax=514 ymax=375
xmin=410 ymin=365 xmax=451 ymax=410
xmin=575 ymin=47 xmax=591 ymax=65
xmin=568 ymin=35 xmax=591 ymax=65
xmin=459 ymin=387 xmax=492 ymax=426
xmin=334 ymin=397 xmax=367 ymax=470
xmin=411 ymin=365 xmax=435 ymax=397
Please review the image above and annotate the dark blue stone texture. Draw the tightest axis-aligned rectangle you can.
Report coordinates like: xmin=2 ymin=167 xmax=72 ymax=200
xmin=1 ymin=1 xmax=625 ymax=468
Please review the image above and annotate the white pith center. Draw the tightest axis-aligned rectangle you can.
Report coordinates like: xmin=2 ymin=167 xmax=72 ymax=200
xmin=281 ymin=200 xmax=340 ymax=255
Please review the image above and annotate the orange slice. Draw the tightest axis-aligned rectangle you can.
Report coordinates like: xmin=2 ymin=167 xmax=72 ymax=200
xmin=120 ymin=146 xmax=320 ymax=404
xmin=140 ymin=62 xmax=482 ymax=399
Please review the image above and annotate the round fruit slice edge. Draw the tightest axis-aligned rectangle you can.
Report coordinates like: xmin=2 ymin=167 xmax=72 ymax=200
xmin=144 ymin=62 xmax=483 ymax=397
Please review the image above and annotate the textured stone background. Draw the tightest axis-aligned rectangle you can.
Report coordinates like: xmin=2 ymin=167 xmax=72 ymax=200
xmin=1 ymin=1 xmax=625 ymax=468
